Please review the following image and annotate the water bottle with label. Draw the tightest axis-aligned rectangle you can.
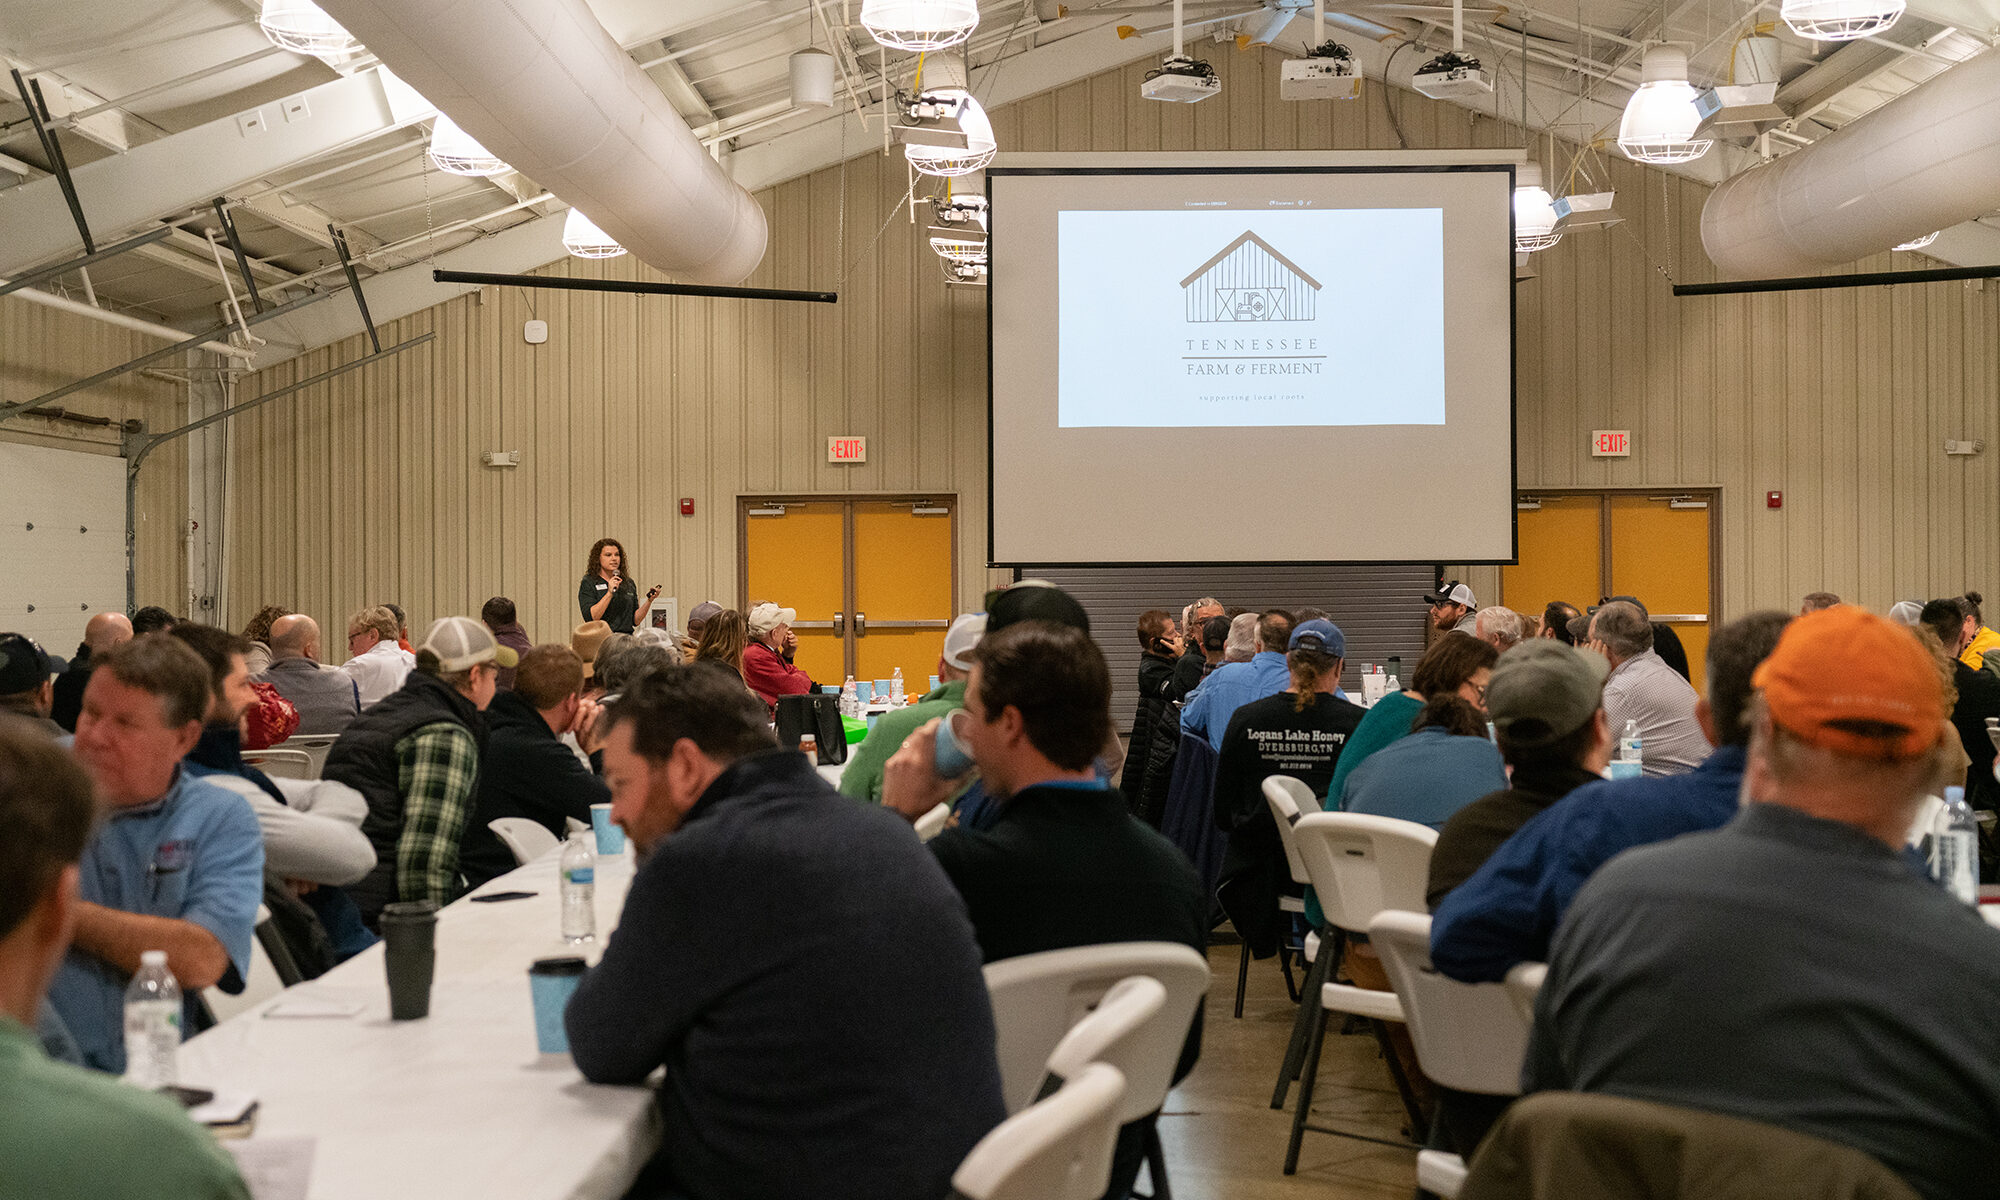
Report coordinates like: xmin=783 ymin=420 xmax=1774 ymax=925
xmin=560 ymin=833 xmax=596 ymax=944
xmin=122 ymin=950 xmax=181 ymax=1090
xmin=1619 ymin=719 xmax=1643 ymax=764
xmin=1931 ymin=785 xmax=1980 ymax=905
xmin=890 ymin=667 xmax=905 ymax=704
xmin=840 ymin=676 xmax=860 ymax=719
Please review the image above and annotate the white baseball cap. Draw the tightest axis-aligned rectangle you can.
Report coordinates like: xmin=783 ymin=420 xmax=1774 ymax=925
xmin=417 ymin=616 xmax=519 ymax=673
xmin=1424 ymin=582 xmax=1477 ymax=609
xmin=746 ymin=602 xmax=797 ymax=635
xmin=942 ymin=613 xmax=987 ymax=670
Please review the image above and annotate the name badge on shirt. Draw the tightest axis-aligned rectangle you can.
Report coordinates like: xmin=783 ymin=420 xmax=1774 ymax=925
xmin=152 ymin=839 xmax=195 ymax=875
xmin=595 ymin=582 xmax=607 ymax=592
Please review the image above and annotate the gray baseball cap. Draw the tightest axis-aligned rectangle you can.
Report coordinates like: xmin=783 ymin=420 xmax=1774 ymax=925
xmin=1486 ymin=640 xmax=1608 ymax=749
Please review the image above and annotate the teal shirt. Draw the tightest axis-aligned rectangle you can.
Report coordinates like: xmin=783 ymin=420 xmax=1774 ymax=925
xmin=838 ymin=681 xmax=969 ymax=803
xmin=0 ymin=1016 xmax=250 ymax=1199
xmin=1327 ymin=691 xmax=1424 ymax=806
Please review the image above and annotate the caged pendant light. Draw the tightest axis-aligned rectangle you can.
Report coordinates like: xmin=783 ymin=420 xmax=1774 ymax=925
xmin=427 ymin=114 xmax=509 ymax=177
xmin=1618 ymin=46 xmax=1713 ymax=164
xmin=1514 ymin=163 xmax=1563 ymax=252
xmin=563 ymin=209 xmax=627 ymax=259
xmin=1780 ymin=0 xmax=1905 ymax=41
xmin=860 ymin=0 xmax=981 ymax=51
xmin=259 ymin=0 xmax=359 ymax=57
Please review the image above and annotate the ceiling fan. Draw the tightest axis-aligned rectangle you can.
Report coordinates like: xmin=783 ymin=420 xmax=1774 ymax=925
xmin=1110 ymin=0 xmax=1501 ymax=46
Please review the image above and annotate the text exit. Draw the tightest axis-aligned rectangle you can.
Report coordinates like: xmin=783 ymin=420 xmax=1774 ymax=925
xmin=1592 ymin=430 xmax=1631 ymax=457
xmin=827 ymin=436 xmax=868 ymax=463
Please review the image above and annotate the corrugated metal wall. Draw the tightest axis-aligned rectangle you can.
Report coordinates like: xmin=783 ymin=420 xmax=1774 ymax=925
xmin=220 ymin=47 xmax=2000 ymax=662
xmin=1026 ymin=564 xmax=1434 ymax=730
xmin=0 ymin=297 xmax=189 ymax=624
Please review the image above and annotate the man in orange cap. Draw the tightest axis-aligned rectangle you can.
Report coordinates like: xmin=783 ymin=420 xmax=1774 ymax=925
xmin=1520 ymin=606 xmax=2000 ymax=1200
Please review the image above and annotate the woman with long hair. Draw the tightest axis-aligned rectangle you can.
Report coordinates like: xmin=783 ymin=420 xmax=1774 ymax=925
xmin=1339 ymin=684 xmax=1506 ymax=828
xmin=578 ymin=537 xmax=659 ymax=634
xmin=692 ymin=609 xmax=750 ymax=683
xmin=240 ymin=604 xmax=290 ymax=675
xmin=1327 ymin=632 xmax=1498 ymax=805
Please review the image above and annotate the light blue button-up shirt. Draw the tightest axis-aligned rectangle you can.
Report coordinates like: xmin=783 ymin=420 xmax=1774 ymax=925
xmin=1180 ymin=652 xmax=1293 ymax=750
xmin=47 ymin=768 xmax=263 ymax=1073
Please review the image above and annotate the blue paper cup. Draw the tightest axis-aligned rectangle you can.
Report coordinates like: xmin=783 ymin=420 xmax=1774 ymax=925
xmin=853 ymin=680 xmax=874 ymax=704
xmin=1607 ymin=760 xmax=1643 ymax=780
xmin=933 ymin=710 xmax=975 ymax=778
xmin=590 ymin=804 xmax=625 ymax=856
xmin=874 ymin=679 xmax=895 ymax=699
xmin=928 ymin=675 xmax=941 ymax=692
xmin=528 ymin=957 xmax=587 ymax=1053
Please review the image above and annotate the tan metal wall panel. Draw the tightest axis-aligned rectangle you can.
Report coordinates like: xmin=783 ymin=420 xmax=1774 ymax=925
xmin=220 ymin=46 xmax=2000 ymax=657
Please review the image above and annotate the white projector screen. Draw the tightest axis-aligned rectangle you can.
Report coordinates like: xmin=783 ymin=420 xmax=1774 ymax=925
xmin=988 ymin=155 xmax=1516 ymax=565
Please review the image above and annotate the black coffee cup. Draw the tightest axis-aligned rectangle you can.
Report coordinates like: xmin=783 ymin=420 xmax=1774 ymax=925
xmin=379 ymin=900 xmax=439 ymax=1020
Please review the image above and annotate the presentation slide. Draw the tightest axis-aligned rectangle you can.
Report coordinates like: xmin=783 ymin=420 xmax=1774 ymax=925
xmin=988 ymin=156 xmax=1516 ymax=566
xmin=1058 ymin=207 xmax=1445 ymax=428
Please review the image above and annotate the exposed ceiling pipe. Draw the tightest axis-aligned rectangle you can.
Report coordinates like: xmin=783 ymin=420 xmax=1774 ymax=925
xmin=315 ymin=0 xmax=768 ymax=284
xmin=1702 ymin=48 xmax=2000 ymax=277
xmin=1 ymin=283 xmax=251 ymax=359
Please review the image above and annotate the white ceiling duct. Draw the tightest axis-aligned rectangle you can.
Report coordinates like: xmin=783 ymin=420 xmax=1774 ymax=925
xmin=314 ymin=0 xmax=767 ymax=284
xmin=1701 ymin=49 xmax=2000 ymax=278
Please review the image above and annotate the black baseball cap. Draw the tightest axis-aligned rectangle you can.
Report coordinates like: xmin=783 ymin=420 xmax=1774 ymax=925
xmin=984 ymin=580 xmax=1091 ymax=634
xmin=0 ymin=633 xmax=61 ymax=694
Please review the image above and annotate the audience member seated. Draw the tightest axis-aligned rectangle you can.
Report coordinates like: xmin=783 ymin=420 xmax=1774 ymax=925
xmin=840 ymin=614 xmax=985 ymax=804
xmin=1340 ymin=690 xmax=1505 ymax=830
xmin=173 ymin=623 xmax=374 ymax=888
xmin=1801 ymin=590 xmax=1842 ymax=614
xmin=1541 ymin=601 xmax=1580 ymax=645
xmin=1958 ymin=591 xmax=1999 ymax=670
xmin=339 ymin=605 xmax=415 ymax=709
xmin=257 ymin=615 xmax=361 ymax=735
xmin=1586 ymin=600 xmax=1706 ymax=776
xmin=1430 ymin=611 xmax=1790 ymax=984
xmin=0 ymin=633 xmax=64 ymax=737
xmin=1600 ymin=594 xmax=1691 ymax=682
xmin=682 ymin=599 xmax=723 ymax=647
xmin=1118 ymin=609 xmax=1184 ymax=815
xmin=1329 ymin=633 xmax=1498 ymax=805
xmin=570 ymin=619 xmax=612 ymax=686
xmin=238 ymin=605 xmax=288 ymax=676
xmin=1426 ymin=580 xmax=1479 ymax=635
xmin=50 ymin=636 xmax=263 ymax=1072
xmin=52 ymin=612 xmax=130 ymax=732
xmin=1524 ymin=606 xmax=2000 ymax=1200
xmin=1424 ymin=639 xmax=1610 ymax=907
xmin=1212 ymin=619 xmax=1365 ymax=959
xmin=567 ymin=662 xmax=1003 ymax=1200
xmin=480 ymin=596 xmax=533 ymax=691
xmin=131 ymin=606 xmax=177 ymax=636
xmin=1474 ymin=605 xmax=1526 ymax=652
xmin=594 ymin=641 xmax=677 ymax=697
xmin=458 ymin=645 xmax=612 ymax=889
xmin=881 ymin=617 xmax=1207 ymax=1200
xmin=381 ymin=602 xmax=413 ymax=653
xmin=323 ymin=618 xmax=515 ymax=926
xmin=741 ymin=602 xmax=814 ymax=715
xmin=1172 ymin=596 xmax=1227 ymax=698
xmin=690 ymin=608 xmax=750 ymax=686
xmin=1181 ymin=609 xmax=1295 ymax=750
xmin=0 ymin=723 xmax=252 ymax=1199
xmin=1918 ymin=598 xmax=2000 ymax=815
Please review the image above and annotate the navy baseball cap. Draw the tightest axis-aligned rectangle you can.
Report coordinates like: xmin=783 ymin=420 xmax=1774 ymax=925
xmin=1288 ymin=618 xmax=1345 ymax=657
xmin=0 ymin=633 xmax=60 ymax=694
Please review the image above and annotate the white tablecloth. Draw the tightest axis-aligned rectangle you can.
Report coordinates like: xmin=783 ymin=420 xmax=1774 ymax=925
xmin=180 ymin=849 xmax=657 ymax=1200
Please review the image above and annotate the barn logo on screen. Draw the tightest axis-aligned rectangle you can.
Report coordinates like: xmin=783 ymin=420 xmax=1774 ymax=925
xmin=1181 ymin=231 xmax=1321 ymax=323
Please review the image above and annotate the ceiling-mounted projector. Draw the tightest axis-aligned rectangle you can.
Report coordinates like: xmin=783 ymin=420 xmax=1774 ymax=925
xmin=1280 ymin=42 xmax=1360 ymax=101
xmin=1141 ymin=55 xmax=1221 ymax=103
xmin=1411 ymin=51 xmax=1491 ymax=100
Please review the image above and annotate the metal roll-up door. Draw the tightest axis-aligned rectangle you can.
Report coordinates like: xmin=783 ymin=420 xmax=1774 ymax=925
xmin=1021 ymin=565 xmax=1435 ymax=733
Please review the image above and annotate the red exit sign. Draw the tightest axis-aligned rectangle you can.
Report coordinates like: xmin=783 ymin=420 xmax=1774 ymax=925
xmin=1592 ymin=429 xmax=1631 ymax=457
xmin=827 ymin=436 xmax=867 ymax=463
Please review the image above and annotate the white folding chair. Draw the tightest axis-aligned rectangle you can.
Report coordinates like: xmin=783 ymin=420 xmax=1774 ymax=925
xmin=488 ymin=817 xmax=559 ymax=866
xmin=1037 ymin=975 xmax=1186 ymax=1200
xmin=205 ymin=905 xmax=289 ymax=1023
xmin=1504 ymin=962 xmax=1547 ymax=1028
xmin=1276 ymin=811 xmax=1439 ymax=1173
xmin=982 ymin=942 xmax=1211 ymax=1116
xmin=1372 ymin=911 xmax=1532 ymax=1199
xmin=284 ymin=734 xmax=339 ymax=778
xmin=566 ymin=816 xmax=590 ymax=836
xmin=1229 ymin=776 xmax=1318 ymax=1018
xmin=950 ymin=1062 xmax=1126 ymax=1200
xmin=244 ymin=748 xmax=314 ymax=780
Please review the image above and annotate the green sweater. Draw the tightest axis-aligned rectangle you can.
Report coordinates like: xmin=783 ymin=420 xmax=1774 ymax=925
xmin=838 ymin=681 xmax=968 ymax=803
xmin=0 ymin=1016 xmax=249 ymax=1199
xmin=1328 ymin=691 xmax=1424 ymax=807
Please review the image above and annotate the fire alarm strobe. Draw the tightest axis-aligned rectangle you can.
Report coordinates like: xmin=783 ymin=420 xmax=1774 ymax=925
xmin=1141 ymin=56 xmax=1221 ymax=103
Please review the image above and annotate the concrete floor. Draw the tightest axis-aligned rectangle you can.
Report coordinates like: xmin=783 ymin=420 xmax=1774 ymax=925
xmin=1153 ymin=944 xmax=1420 ymax=1200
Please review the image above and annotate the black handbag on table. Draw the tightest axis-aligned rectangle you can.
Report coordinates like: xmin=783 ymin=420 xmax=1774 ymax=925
xmin=775 ymin=692 xmax=847 ymax=765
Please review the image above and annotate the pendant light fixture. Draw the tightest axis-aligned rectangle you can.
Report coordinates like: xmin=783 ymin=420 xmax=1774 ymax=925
xmin=860 ymin=0 xmax=980 ymax=52
xmin=1779 ymin=0 xmax=1905 ymax=41
xmin=428 ymin=114 xmax=509 ymax=177
xmin=1513 ymin=163 xmax=1562 ymax=253
xmin=904 ymin=89 xmax=997 ymax=177
xmin=258 ymin=0 xmax=359 ymax=57
xmin=1618 ymin=46 xmax=1713 ymax=164
xmin=563 ymin=209 xmax=627 ymax=259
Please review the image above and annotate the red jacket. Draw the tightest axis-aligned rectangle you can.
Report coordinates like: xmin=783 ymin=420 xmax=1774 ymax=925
xmin=742 ymin=641 xmax=813 ymax=713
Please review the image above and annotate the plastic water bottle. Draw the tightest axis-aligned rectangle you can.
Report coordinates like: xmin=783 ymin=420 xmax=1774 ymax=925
xmin=839 ymin=676 xmax=859 ymax=719
xmin=1619 ymin=719 xmax=1643 ymax=765
xmin=890 ymin=667 xmax=905 ymax=704
xmin=560 ymin=833 xmax=596 ymax=944
xmin=1931 ymin=786 xmax=1980 ymax=905
xmin=122 ymin=950 xmax=181 ymax=1090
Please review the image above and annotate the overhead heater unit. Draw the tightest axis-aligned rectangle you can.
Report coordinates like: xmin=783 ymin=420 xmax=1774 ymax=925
xmin=1694 ymin=35 xmax=1788 ymax=137
xmin=1553 ymin=191 xmax=1623 ymax=230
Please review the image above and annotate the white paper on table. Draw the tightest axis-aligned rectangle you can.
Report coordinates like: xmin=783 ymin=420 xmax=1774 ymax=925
xmin=263 ymin=996 xmax=366 ymax=1019
xmin=188 ymin=1090 xmax=259 ymax=1125
xmin=225 ymin=1135 xmax=316 ymax=1200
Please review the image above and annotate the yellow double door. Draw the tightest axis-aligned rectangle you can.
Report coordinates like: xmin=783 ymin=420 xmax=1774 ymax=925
xmin=1502 ymin=491 xmax=1717 ymax=694
xmin=741 ymin=497 xmax=958 ymax=687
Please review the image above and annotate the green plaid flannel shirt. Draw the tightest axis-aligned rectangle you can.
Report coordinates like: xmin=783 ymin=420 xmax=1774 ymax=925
xmin=393 ymin=722 xmax=480 ymax=907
